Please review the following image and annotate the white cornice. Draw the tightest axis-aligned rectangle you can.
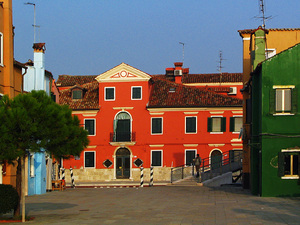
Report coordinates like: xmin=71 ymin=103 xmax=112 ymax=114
xmin=147 ymin=107 xmax=242 ymax=112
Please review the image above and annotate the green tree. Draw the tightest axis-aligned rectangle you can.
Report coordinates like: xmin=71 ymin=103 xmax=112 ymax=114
xmin=0 ymin=90 xmax=89 ymax=218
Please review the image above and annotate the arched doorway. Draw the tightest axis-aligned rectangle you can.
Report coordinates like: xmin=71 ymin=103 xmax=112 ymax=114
xmin=114 ymin=112 xmax=131 ymax=142
xmin=116 ymin=148 xmax=130 ymax=179
xmin=211 ymin=150 xmax=222 ymax=170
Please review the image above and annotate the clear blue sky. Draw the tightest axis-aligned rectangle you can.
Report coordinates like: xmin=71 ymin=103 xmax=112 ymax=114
xmin=12 ymin=0 xmax=300 ymax=80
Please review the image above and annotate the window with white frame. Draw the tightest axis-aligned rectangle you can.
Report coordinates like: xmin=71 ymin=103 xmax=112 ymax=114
xmin=84 ymin=151 xmax=95 ymax=168
xmin=132 ymin=86 xmax=142 ymax=100
xmin=151 ymin=117 xmax=162 ymax=134
xmin=270 ymin=86 xmax=297 ymax=114
xmin=185 ymin=116 xmax=197 ymax=133
xmin=230 ymin=117 xmax=243 ymax=133
xmin=105 ymin=87 xmax=115 ymax=101
xmin=30 ymin=154 xmax=35 ymax=177
xmin=185 ymin=150 xmax=196 ymax=166
xmin=84 ymin=119 xmax=95 ymax=135
xmin=151 ymin=150 xmax=162 ymax=167
xmin=207 ymin=117 xmax=226 ymax=132
xmin=0 ymin=32 xmax=3 ymax=66
xmin=278 ymin=149 xmax=299 ymax=179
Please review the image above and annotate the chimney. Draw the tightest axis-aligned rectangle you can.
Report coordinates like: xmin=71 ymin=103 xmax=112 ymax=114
xmin=174 ymin=62 xmax=183 ymax=83
xmin=33 ymin=43 xmax=46 ymax=91
xmin=253 ymin=27 xmax=267 ymax=70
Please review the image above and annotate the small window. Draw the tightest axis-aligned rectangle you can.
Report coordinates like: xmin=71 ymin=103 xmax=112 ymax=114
xmin=186 ymin=117 xmax=197 ymax=133
xmin=30 ymin=154 xmax=35 ymax=177
xmin=270 ymin=87 xmax=297 ymax=115
xmin=185 ymin=150 xmax=196 ymax=166
xmin=207 ymin=117 xmax=226 ymax=133
xmin=84 ymin=151 xmax=95 ymax=168
xmin=132 ymin=87 xmax=142 ymax=100
xmin=72 ymin=90 xmax=82 ymax=100
xmin=84 ymin=119 xmax=95 ymax=135
xmin=230 ymin=117 xmax=243 ymax=133
xmin=0 ymin=32 xmax=3 ymax=66
xmin=151 ymin=150 xmax=162 ymax=167
xmin=105 ymin=87 xmax=115 ymax=101
xmin=151 ymin=118 xmax=162 ymax=134
xmin=278 ymin=150 xmax=299 ymax=179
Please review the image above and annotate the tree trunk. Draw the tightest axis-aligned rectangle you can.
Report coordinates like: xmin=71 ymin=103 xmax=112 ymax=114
xmin=14 ymin=158 xmax=22 ymax=216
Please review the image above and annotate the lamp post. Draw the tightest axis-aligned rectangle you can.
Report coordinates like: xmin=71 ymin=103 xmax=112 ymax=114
xmin=24 ymin=2 xmax=36 ymax=43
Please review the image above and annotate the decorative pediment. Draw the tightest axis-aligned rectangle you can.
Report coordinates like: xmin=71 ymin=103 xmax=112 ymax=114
xmin=95 ymin=63 xmax=151 ymax=83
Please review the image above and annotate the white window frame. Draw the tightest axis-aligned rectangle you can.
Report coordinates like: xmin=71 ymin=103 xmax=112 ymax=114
xmin=131 ymin=86 xmax=142 ymax=100
xmin=84 ymin=118 xmax=96 ymax=136
xmin=231 ymin=116 xmax=243 ymax=134
xmin=265 ymin=48 xmax=276 ymax=59
xmin=30 ymin=154 xmax=35 ymax=177
xmin=185 ymin=149 xmax=196 ymax=166
xmin=0 ymin=32 xmax=3 ymax=66
xmin=105 ymin=87 xmax=115 ymax=101
xmin=281 ymin=149 xmax=299 ymax=179
xmin=151 ymin=117 xmax=163 ymax=135
xmin=185 ymin=116 xmax=197 ymax=134
xmin=151 ymin=150 xmax=163 ymax=167
xmin=274 ymin=86 xmax=294 ymax=114
xmin=84 ymin=151 xmax=96 ymax=168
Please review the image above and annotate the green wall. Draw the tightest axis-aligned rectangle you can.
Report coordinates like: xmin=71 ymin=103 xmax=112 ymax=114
xmin=251 ymin=44 xmax=300 ymax=197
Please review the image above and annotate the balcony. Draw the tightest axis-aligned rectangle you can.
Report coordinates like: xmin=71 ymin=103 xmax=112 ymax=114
xmin=110 ymin=132 xmax=136 ymax=143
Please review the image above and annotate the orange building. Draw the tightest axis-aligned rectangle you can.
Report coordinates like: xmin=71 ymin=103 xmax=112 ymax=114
xmin=238 ymin=27 xmax=300 ymax=188
xmin=58 ymin=63 xmax=243 ymax=183
xmin=0 ymin=0 xmax=26 ymax=187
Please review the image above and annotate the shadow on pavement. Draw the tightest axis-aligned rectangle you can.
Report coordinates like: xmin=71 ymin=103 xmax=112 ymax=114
xmin=26 ymin=202 xmax=78 ymax=213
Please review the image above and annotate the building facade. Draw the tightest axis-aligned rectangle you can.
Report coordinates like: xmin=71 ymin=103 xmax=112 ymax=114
xmin=0 ymin=0 xmax=26 ymax=187
xmin=238 ymin=27 xmax=300 ymax=189
xmin=58 ymin=63 xmax=243 ymax=183
xmin=251 ymin=43 xmax=299 ymax=196
xmin=23 ymin=43 xmax=54 ymax=195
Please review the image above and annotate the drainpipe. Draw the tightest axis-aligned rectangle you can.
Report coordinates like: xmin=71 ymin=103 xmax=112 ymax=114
xmin=21 ymin=67 xmax=28 ymax=94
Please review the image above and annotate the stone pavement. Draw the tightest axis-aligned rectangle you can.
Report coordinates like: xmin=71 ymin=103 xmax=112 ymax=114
xmin=14 ymin=185 xmax=300 ymax=225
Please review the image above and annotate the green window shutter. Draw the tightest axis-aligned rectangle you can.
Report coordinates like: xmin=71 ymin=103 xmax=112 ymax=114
xmin=207 ymin=117 xmax=212 ymax=132
xmin=291 ymin=88 xmax=297 ymax=114
xmin=269 ymin=89 xmax=276 ymax=114
xmin=221 ymin=117 xmax=226 ymax=132
xmin=277 ymin=152 xmax=285 ymax=177
xmin=230 ymin=117 xmax=234 ymax=132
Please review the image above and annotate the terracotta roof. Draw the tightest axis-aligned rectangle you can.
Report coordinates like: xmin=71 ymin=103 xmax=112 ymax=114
xmin=148 ymin=77 xmax=242 ymax=108
xmin=182 ymin=73 xmax=242 ymax=83
xmin=56 ymin=75 xmax=97 ymax=87
xmin=238 ymin=28 xmax=300 ymax=35
xmin=59 ymin=81 xmax=99 ymax=110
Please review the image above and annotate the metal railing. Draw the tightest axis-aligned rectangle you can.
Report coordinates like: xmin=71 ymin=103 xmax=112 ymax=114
xmin=170 ymin=151 xmax=243 ymax=184
xmin=170 ymin=164 xmax=193 ymax=183
xmin=110 ymin=132 xmax=136 ymax=142
xmin=200 ymin=151 xmax=243 ymax=182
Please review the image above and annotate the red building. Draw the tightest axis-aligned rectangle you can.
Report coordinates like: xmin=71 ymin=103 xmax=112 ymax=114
xmin=57 ymin=63 xmax=243 ymax=182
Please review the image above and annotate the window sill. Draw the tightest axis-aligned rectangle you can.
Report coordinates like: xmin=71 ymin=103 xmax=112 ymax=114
xmin=109 ymin=141 xmax=136 ymax=146
xmin=281 ymin=176 xmax=299 ymax=179
xmin=151 ymin=133 xmax=163 ymax=135
xmin=210 ymin=132 xmax=223 ymax=134
xmin=273 ymin=113 xmax=295 ymax=116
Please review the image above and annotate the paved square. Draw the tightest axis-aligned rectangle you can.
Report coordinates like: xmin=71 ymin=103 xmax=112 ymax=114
xmin=17 ymin=185 xmax=300 ymax=224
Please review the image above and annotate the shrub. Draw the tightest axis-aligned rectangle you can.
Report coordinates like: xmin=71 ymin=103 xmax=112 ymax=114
xmin=0 ymin=184 xmax=19 ymax=214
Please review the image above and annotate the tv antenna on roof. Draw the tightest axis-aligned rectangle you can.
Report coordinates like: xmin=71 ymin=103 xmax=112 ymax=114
xmin=179 ymin=42 xmax=185 ymax=65
xmin=217 ymin=50 xmax=225 ymax=74
xmin=24 ymin=2 xmax=40 ymax=43
xmin=257 ymin=0 xmax=272 ymax=29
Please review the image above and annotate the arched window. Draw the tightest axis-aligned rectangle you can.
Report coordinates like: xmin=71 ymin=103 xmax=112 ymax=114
xmin=113 ymin=112 xmax=131 ymax=142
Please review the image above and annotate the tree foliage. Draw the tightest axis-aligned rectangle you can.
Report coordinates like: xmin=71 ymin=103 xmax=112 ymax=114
xmin=0 ymin=90 xmax=89 ymax=162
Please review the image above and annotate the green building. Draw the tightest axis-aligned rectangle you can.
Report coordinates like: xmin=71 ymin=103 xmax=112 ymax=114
xmin=251 ymin=39 xmax=300 ymax=197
